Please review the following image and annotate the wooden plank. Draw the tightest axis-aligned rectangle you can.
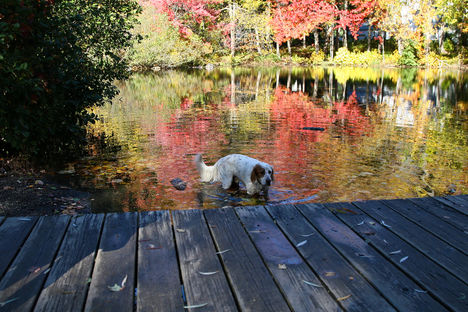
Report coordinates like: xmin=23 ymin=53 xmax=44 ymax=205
xmin=84 ymin=213 xmax=137 ymax=312
xmin=267 ymin=204 xmax=398 ymax=312
xmin=0 ymin=216 xmax=38 ymax=278
xmin=172 ymin=209 xmax=237 ymax=312
xmin=137 ymin=211 xmax=184 ymax=312
xmin=381 ymin=199 xmax=468 ymax=254
xmin=204 ymin=208 xmax=291 ymax=312
xmin=434 ymin=196 xmax=468 ymax=215
xmin=409 ymin=197 xmax=468 ymax=232
xmin=235 ymin=206 xmax=342 ymax=312
xmin=34 ymin=214 xmax=105 ymax=312
xmin=446 ymin=195 xmax=468 ymax=211
xmin=325 ymin=201 xmax=468 ymax=312
xmin=0 ymin=215 xmax=70 ymax=312
xmin=0 ymin=216 xmax=4 ymax=225
xmin=353 ymin=199 xmax=468 ymax=282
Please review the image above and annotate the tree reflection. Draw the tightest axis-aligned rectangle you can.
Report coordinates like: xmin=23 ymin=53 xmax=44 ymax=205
xmin=80 ymin=67 xmax=467 ymax=212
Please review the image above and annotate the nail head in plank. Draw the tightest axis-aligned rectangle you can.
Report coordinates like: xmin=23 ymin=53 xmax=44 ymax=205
xmin=299 ymin=203 xmax=449 ymax=312
xmin=34 ymin=214 xmax=105 ymax=312
xmin=84 ymin=212 xmax=137 ymax=312
xmin=354 ymin=199 xmax=468 ymax=281
xmin=235 ymin=205 xmax=342 ymax=312
xmin=0 ymin=216 xmax=38 ymax=277
xmin=137 ymin=211 xmax=184 ymax=312
xmin=0 ymin=215 xmax=70 ymax=311
xmin=172 ymin=209 xmax=237 ymax=312
xmin=381 ymin=199 xmax=468 ymax=254
xmin=327 ymin=201 xmax=467 ymax=312
xmin=204 ymin=208 xmax=291 ymax=312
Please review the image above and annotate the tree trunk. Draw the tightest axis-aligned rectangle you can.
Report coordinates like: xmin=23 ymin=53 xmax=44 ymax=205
xmin=344 ymin=0 xmax=348 ymax=49
xmin=229 ymin=3 xmax=236 ymax=58
xmin=255 ymin=27 xmax=262 ymax=54
xmin=303 ymin=35 xmax=306 ymax=48
xmin=276 ymin=42 xmax=280 ymax=58
xmin=367 ymin=24 xmax=372 ymax=51
xmin=398 ymin=38 xmax=403 ymax=55
xmin=314 ymin=30 xmax=319 ymax=53
xmin=381 ymin=31 xmax=385 ymax=62
xmin=329 ymin=27 xmax=335 ymax=59
xmin=438 ymin=27 xmax=445 ymax=54
xmin=287 ymin=40 xmax=291 ymax=56
xmin=230 ymin=70 xmax=236 ymax=106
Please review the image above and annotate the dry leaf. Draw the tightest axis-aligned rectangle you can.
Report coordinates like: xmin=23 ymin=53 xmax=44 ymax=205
xmin=400 ymin=256 xmax=409 ymax=263
xmin=296 ymin=240 xmax=307 ymax=247
xmin=146 ymin=244 xmax=162 ymax=250
xmin=414 ymin=289 xmax=427 ymax=293
xmin=357 ymin=221 xmax=364 ymax=226
xmin=278 ymin=264 xmax=287 ymax=270
xmin=198 ymin=271 xmax=219 ymax=275
xmin=216 ymin=249 xmax=231 ymax=255
xmin=337 ymin=294 xmax=352 ymax=301
xmin=303 ymin=280 xmax=322 ymax=287
xmin=389 ymin=250 xmax=401 ymax=255
xmin=108 ymin=275 xmax=127 ymax=292
xmin=0 ymin=298 xmax=19 ymax=307
xmin=325 ymin=272 xmax=336 ymax=277
xmin=184 ymin=303 xmax=208 ymax=309
xmin=299 ymin=233 xmax=314 ymax=237
xmin=176 ymin=228 xmax=186 ymax=233
xmin=380 ymin=220 xmax=391 ymax=228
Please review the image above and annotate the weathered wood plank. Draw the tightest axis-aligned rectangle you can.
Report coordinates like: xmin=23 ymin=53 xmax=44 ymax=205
xmin=0 ymin=216 xmax=38 ymax=278
xmin=172 ymin=209 xmax=237 ymax=312
xmin=434 ymin=196 xmax=468 ymax=215
xmin=34 ymin=214 xmax=105 ymax=312
xmin=353 ymin=199 xmax=468 ymax=282
xmin=0 ymin=215 xmax=70 ymax=312
xmin=84 ymin=213 xmax=137 ymax=312
xmin=137 ymin=211 xmax=184 ymax=312
xmin=267 ymin=204 xmax=397 ymax=312
xmin=381 ymin=199 xmax=468 ymax=254
xmin=325 ymin=201 xmax=468 ymax=312
xmin=409 ymin=197 xmax=468 ymax=232
xmin=235 ymin=206 xmax=342 ymax=312
xmin=204 ymin=208 xmax=291 ymax=312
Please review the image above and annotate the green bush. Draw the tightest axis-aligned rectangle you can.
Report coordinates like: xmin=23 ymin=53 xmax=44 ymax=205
xmin=333 ymin=47 xmax=382 ymax=65
xmin=398 ymin=40 xmax=419 ymax=67
xmin=0 ymin=0 xmax=140 ymax=160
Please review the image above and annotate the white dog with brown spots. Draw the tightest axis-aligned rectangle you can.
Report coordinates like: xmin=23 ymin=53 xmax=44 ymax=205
xmin=195 ymin=154 xmax=274 ymax=195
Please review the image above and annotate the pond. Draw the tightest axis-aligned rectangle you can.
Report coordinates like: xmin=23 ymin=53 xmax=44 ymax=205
xmin=62 ymin=67 xmax=467 ymax=213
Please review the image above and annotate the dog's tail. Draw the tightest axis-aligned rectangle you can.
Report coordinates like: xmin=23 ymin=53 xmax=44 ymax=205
xmin=195 ymin=154 xmax=216 ymax=182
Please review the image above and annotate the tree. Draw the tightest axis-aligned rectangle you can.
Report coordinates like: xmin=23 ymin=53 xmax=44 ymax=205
xmin=0 ymin=0 xmax=141 ymax=159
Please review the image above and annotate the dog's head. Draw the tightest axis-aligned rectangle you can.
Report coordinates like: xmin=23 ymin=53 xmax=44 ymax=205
xmin=250 ymin=163 xmax=274 ymax=191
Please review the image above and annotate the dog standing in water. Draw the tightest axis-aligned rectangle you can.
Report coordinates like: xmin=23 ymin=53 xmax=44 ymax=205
xmin=195 ymin=154 xmax=274 ymax=196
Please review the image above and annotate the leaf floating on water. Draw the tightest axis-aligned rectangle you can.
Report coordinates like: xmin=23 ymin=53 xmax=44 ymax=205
xmin=108 ymin=275 xmax=127 ymax=292
xmin=0 ymin=297 xmax=19 ymax=307
xmin=299 ymin=233 xmax=314 ymax=237
xmin=184 ymin=303 xmax=208 ymax=309
xmin=380 ymin=220 xmax=392 ymax=228
xmin=198 ymin=271 xmax=219 ymax=275
xmin=296 ymin=240 xmax=307 ymax=247
xmin=357 ymin=221 xmax=365 ymax=226
xmin=400 ymin=256 xmax=409 ymax=263
xmin=278 ymin=264 xmax=287 ymax=270
xmin=389 ymin=250 xmax=401 ymax=255
xmin=337 ymin=294 xmax=352 ymax=301
xmin=414 ymin=289 xmax=428 ymax=293
xmin=303 ymin=280 xmax=322 ymax=287
xmin=215 ymin=249 xmax=231 ymax=255
xmin=176 ymin=228 xmax=186 ymax=233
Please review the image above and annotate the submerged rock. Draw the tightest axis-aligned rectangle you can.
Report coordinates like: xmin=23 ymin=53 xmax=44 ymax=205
xmin=171 ymin=178 xmax=187 ymax=191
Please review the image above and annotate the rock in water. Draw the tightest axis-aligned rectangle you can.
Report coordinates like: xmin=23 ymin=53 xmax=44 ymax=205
xmin=171 ymin=178 xmax=187 ymax=191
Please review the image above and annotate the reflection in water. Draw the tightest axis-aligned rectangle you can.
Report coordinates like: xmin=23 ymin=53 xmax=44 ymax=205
xmin=67 ymin=67 xmax=467 ymax=212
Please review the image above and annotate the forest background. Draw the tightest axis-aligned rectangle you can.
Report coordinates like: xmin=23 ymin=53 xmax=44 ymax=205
xmin=128 ymin=0 xmax=468 ymax=69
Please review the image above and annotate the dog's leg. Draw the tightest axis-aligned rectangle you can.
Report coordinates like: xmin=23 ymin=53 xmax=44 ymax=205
xmin=221 ymin=175 xmax=235 ymax=190
xmin=227 ymin=176 xmax=240 ymax=191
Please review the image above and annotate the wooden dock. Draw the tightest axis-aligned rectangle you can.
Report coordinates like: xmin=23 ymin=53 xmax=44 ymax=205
xmin=0 ymin=195 xmax=467 ymax=311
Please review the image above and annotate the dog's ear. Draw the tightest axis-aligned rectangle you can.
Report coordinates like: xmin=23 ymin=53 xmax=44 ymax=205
xmin=251 ymin=164 xmax=265 ymax=183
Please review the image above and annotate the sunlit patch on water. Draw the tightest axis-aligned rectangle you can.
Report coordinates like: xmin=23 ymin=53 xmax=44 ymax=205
xmin=58 ymin=67 xmax=467 ymax=213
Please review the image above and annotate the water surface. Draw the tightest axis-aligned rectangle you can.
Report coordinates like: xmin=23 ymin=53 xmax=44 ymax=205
xmin=66 ymin=67 xmax=467 ymax=212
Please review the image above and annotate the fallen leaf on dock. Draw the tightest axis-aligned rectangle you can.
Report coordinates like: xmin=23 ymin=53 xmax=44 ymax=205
xmin=176 ymin=228 xmax=186 ymax=233
xmin=389 ymin=250 xmax=401 ymax=255
xmin=380 ymin=220 xmax=392 ymax=228
xmin=0 ymin=298 xmax=19 ymax=307
xmin=296 ymin=240 xmax=307 ymax=247
xmin=400 ymin=256 xmax=409 ymax=263
xmin=145 ymin=244 xmax=162 ymax=250
xmin=325 ymin=272 xmax=336 ymax=277
xmin=303 ymin=280 xmax=322 ymax=287
xmin=278 ymin=264 xmax=287 ymax=270
xmin=299 ymin=233 xmax=314 ymax=237
xmin=198 ymin=271 xmax=219 ymax=275
xmin=249 ymin=230 xmax=266 ymax=233
xmin=184 ymin=303 xmax=208 ymax=309
xmin=215 ymin=249 xmax=231 ymax=255
xmin=414 ymin=289 xmax=427 ymax=293
xmin=108 ymin=275 xmax=127 ymax=292
xmin=337 ymin=294 xmax=352 ymax=301
xmin=357 ymin=221 xmax=364 ymax=226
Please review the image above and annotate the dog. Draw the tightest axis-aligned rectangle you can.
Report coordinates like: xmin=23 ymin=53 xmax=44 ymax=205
xmin=195 ymin=154 xmax=274 ymax=195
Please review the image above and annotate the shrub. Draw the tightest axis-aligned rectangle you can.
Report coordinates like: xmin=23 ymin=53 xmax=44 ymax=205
xmin=333 ymin=47 xmax=382 ymax=65
xmin=398 ymin=40 xmax=419 ymax=67
xmin=309 ymin=51 xmax=325 ymax=64
xmin=0 ymin=0 xmax=141 ymax=160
